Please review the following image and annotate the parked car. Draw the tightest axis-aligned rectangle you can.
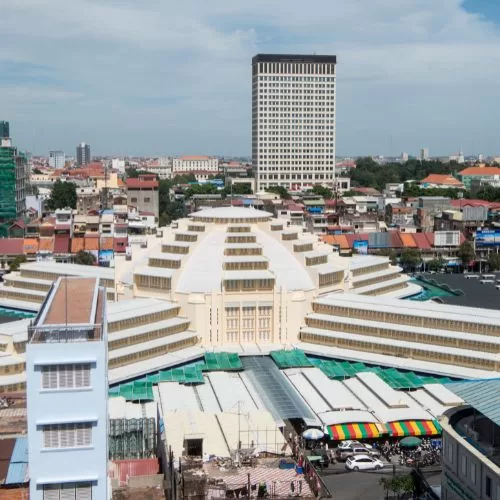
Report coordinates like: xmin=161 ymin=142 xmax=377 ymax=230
xmin=336 ymin=445 xmax=381 ymax=461
xmin=338 ymin=440 xmax=363 ymax=449
xmin=345 ymin=455 xmax=384 ymax=472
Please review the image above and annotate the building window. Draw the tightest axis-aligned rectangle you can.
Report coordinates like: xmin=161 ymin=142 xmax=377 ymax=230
xmin=42 ymin=423 xmax=92 ymax=449
xmin=485 ymin=476 xmax=491 ymax=497
xmin=131 ymin=197 xmax=137 ymax=203
xmin=470 ymin=461 xmax=476 ymax=484
xmin=43 ymin=482 xmax=92 ymax=499
xmin=42 ymin=364 xmax=91 ymax=390
xmin=144 ymin=197 xmax=151 ymax=203
xmin=460 ymin=455 xmax=467 ymax=476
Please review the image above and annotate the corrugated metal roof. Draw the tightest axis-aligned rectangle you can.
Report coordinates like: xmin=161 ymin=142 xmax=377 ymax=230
xmin=5 ymin=462 xmax=28 ymax=485
xmin=446 ymin=379 xmax=500 ymax=427
xmin=10 ymin=437 xmax=27 ymax=463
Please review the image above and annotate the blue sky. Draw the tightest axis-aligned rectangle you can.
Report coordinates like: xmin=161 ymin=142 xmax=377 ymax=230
xmin=1 ymin=0 xmax=499 ymax=157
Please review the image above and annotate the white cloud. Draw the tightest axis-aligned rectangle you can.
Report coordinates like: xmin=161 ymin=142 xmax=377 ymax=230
xmin=0 ymin=0 xmax=499 ymax=155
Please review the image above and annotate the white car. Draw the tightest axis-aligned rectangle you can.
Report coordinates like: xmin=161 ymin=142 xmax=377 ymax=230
xmin=345 ymin=454 xmax=384 ymax=472
xmin=338 ymin=440 xmax=363 ymax=449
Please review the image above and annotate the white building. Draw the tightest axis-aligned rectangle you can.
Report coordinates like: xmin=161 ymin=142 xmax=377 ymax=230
xmin=421 ymin=148 xmax=429 ymax=161
xmin=111 ymin=158 xmax=126 ymax=174
xmin=48 ymin=150 xmax=65 ymax=169
xmin=172 ymin=156 xmax=219 ymax=174
xmin=252 ymin=54 xmax=337 ymax=192
xmin=147 ymin=157 xmax=172 ymax=180
xmin=26 ymin=277 xmax=108 ymax=500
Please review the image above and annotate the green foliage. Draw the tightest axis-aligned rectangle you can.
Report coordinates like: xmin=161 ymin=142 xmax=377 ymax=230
xmin=377 ymin=248 xmax=398 ymax=265
xmin=341 ymin=190 xmax=358 ymax=197
xmin=125 ymin=167 xmax=158 ymax=179
xmin=457 ymin=241 xmax=475 ymax=267
xmin=32 ymin=167 xmax=43 ymax=174
xmin=8 ymin=255 xmax=27 ymax=272
xmin=74 ymin=250 xmax=96 ymax=266
xmin=223 ymin=183 xmax=253 ymax=196
xmin=265 ymin=186 xmax=291 ymax=199
xmin=399 ymin=247 xmax=422 ymax=271
xmin=185 ymin=183 xmax=220 ymax=198
xmin=46 ymin=180 xmax=77 ymax=210
xmin=350 ymin=157 xmax=461 ymax=192
xmin=403 ymin=183 xmax=469 ymax=199
xmin=487 ymin=252 xmax=500 ymax=271
xmin=379 ymin=475 xmax=415 ymax=499
xmin=475 ymin=185 xmax=500 ymax=202
xmin=427 ymin=256 xmax=446 ymax=271
xmin=311 ymin=185 xmax=333 ymax=198
xmin=159 ymin=201 xmax=187 ymax=227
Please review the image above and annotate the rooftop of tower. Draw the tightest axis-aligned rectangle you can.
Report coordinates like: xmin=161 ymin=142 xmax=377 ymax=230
xmin=252 ymin=53 xmax=337 ymax=64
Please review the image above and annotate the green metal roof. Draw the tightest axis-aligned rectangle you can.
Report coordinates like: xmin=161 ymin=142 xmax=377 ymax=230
xmin=446 ymin=379 xmax=500 ymax=427
xmin=270 ymin=349 xmax=313 ymax=369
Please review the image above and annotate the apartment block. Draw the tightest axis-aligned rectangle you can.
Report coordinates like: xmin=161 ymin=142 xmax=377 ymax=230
xmin=26 ymin=277 xmax=108 ymax=499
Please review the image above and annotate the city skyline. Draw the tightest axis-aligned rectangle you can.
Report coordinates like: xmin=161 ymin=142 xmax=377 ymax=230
xmin=1 ymin=1 xmax=500 ymax=156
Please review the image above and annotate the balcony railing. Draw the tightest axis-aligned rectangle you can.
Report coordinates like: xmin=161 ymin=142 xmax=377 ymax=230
xmin=28 ymin=324 xmax=102 ymax=343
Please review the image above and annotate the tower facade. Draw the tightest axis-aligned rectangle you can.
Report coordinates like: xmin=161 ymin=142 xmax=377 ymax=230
xmin=252 ymin=54 xmax=337 ymax=192
xmin=76 ymin=142 xmax=91 ymax=166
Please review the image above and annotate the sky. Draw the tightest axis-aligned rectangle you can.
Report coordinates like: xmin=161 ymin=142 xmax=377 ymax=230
xmin=1 ymin=0 xmax=499 ymax=158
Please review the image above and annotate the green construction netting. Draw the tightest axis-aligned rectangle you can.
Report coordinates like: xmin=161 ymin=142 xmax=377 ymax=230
xmin=109 ymin=361 xmax=206 ymax=400
xmin=270 ymin=349 xmax=313 ymax=369
xmin=203 ymin=352 xmax=242 ymax=371
xmin=109 ymin=380 xmax=154 ymax=401
xmin=309 ymin=358 xmax=455 ymax=389
xmin=0 ymin=147 xmax=20 ymax=229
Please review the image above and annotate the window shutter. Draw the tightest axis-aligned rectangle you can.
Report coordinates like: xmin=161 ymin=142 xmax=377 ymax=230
xmin=60 ymin=483 xmax=76 ymax=500
xmin=76 ymin=483 xmax=92 ymax=500
xmin=43 ymin=484 xmax=60 ymax=500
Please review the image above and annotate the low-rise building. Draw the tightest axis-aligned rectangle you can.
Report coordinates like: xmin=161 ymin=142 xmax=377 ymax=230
xmin=126 ymin=174 xmax=159 ymax=219
xmin=440 ymin=380 xmax=500 ymax=500
xmin=173 ymin=156 xmax=219 ymax=174
xmin=420 ymin=174 xmax=464 ymax=190
xmin=458 ymin=166 xmax=500 ymax=190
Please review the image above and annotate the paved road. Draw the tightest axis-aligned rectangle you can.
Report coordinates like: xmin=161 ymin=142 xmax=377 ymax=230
xmin=318 ymin=461 xmax=442 ymax=499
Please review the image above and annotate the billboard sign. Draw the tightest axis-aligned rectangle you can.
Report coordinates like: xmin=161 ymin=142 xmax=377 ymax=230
xmin=353 ymin=239 xmax=368 ymax=255
xmin=434 ymin=231 xmax=460 ymax=247
xmin=475 ymin=229 xmax=500 ymax=247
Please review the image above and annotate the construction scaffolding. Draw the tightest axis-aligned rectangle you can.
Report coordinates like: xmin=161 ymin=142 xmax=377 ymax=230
xmin=109 ymin=417 xmax=156 ymax=460
xmin=0 ymin=145 xmax=17 ymax=236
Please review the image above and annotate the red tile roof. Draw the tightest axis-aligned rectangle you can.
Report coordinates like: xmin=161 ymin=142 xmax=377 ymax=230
xmin=420 ymin=174 xmax=463 ymax=186
xmin=0 ymin=239 xmax=24 ymax=255
xmin=180 ymin=156 xmax=211 ymax=161
xmin=126 ymin=178 xmax=159 ymax=189
xmin=412 ymin=233 xmax=432 ymax=250
xmin=459 ymin=166 xmax=500 ymax=176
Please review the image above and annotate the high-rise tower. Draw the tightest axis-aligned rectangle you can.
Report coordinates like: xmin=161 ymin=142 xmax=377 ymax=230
xmin=252 ymin=54 xmax=337 ymax=192
xmin=76 ymin=142 xmax=91 ymax=166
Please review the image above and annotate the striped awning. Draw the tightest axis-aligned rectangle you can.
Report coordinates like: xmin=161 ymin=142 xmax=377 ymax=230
xmin=387 ymin=420 xmax=442 ymax=437
xmin=327 ymin=422 xmax=385 ymax=441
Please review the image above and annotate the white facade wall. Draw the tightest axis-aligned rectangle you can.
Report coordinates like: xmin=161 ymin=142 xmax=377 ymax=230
xmin=172 ymin=157 xmax=219 ymax=174
xmin=49 ymin=151 xmax=65 ymax=169
xmin=26 ymin=304 xmax=108 ymax=499
xmin=252 ymin=55 xmax=336 ymax=192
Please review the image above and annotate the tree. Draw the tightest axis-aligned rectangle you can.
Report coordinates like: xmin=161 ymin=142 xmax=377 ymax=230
xmin=159 ymin=200 xmax=187 ymax=227
xmin=46 ymin=180 xmax=77 ymax=210
xmin=488 ymin=252 xmax=500 ymax=271
xmin=32 ymin=167 xmax=43 ymax=174
xmin=399 ymin=247 xmax=421 ymax=272
xmin=74 ymin=250 xmax=96 ymax=266
xmin=8 ymin=255 xmax=27 ymax=272
xmin=427 ymin=256 xmax=445 ymax=271
xmin=265 ymin=186 xmax=291 ymax=199
xmin=457 ymin=241 xmax=475 ymax=268
xmin=223 ymin=183 xmax=253 ymax=196
xmin=311 ymin=185 xmax=332 ymax=199
xmin=377 ymin=248 xmax=397 ymax=265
